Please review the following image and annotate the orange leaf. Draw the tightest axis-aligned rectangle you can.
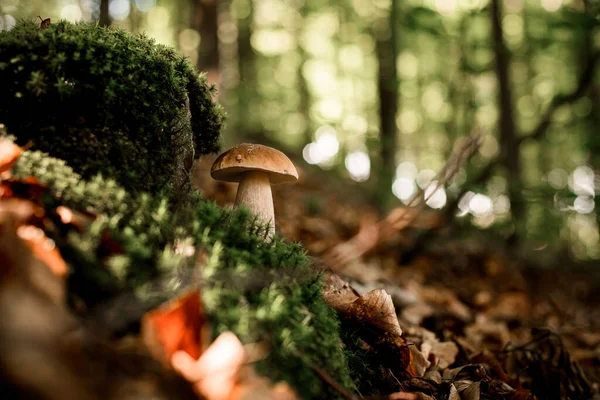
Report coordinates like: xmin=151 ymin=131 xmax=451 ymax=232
xmin=17 ymin=224 xmax=67 ymax=277
xmin=0 ymin=140 xmax=23 ymax=174
xmin=141 ymin=290 xmax=210 ymax=363
xmin=172 ymin=331 xmax=246 ymax=400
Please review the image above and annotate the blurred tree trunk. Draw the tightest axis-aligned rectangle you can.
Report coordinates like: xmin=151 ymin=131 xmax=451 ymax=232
xmin=237 ymin=1 xmax=256 ymax=136
xmin=298 ymin=56 xmax=311 ymax=146
xmin=490 ymin=0 xmax=524 ymax=245
xmin=99 ymin=0 xmax=111 ymax=27
xmin=191 ymin=0 xmax=219 ymax=73
xmin=375 ymin=0 xmax=399 ymax=212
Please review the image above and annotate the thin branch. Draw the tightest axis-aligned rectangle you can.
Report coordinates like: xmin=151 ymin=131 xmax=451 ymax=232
xmin=322 ymin=135 xmax=482 ymax=269
xmin=519 ymin=50 xmax=600 ymax=145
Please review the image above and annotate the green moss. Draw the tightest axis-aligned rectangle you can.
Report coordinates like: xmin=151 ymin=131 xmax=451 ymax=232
xmin=0 ymin=20 xmax=353 ymax=397
xmin=11 ymin=147 xmax=354 ymax=399
xmin=0 ymin=20 xmax=224 ymax=192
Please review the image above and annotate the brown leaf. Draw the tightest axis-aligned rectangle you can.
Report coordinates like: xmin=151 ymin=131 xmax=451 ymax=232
xmin=322 ymin=272 xmax=359 ymax=313
xmin=420 ymin=338 xmax=458 ymax=370
xmin=346 ymin=289 xmax=402 ymax=336
xmin=460 ymin=381 xmax=481 ymax=400
xmin=141 ymin=290 xmax=210 ymax=363
xmin=407 ymin=344 xmax=430 ymax=377
xmin=38 ymin=15 xmax=51 ymax=29
xmin=448 ymin=384 xmax=460 ymax=400
xmin=323 ymin=274 xmax=421 ymax=376
xmin=0 ymin=140 xmax=22 ymax=174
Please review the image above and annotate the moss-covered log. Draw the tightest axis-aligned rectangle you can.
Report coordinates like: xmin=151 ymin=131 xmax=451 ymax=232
xmin=0 ymin=21 xmax=224 ymax=192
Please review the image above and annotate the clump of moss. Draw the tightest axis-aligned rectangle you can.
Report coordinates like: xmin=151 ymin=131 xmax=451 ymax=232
xmin=1 ymin=20 xmax=353 ymax=397
xmin=11 ymin=147 xmax=355 ymax=399
xmin=0 ymin=20 xmax=224 ymax=192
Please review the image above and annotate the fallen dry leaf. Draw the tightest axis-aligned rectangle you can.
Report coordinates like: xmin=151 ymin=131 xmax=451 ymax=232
xmin=38 ymin=15 xmax=51 ymax=29
xmin=171 ymin=331 xmax=246 ymax=400
xmin=0 ymin=139 xmax=22 ymax=175
xmin=346 ymin=289 xmax=403 ymax=337
xmin=323 ymin=273 xmax=428 ymax=377
xmin=420 ymin=338 xmax=458 ymax=370
xmin=141 ymin=290 xmax=210 ymax=363
xmin=407 ymin=344 xmax=430 ymax=377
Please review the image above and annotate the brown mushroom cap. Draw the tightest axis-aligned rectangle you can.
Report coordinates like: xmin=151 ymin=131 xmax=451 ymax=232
xmin=210 ymin=143 xmax=299 ymax=184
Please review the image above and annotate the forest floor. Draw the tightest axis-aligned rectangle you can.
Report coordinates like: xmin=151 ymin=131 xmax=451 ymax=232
xmin=1 ymin=139 xmax=599 ymax=400
xmin=193 ymin=155 xmax=600 ymax=400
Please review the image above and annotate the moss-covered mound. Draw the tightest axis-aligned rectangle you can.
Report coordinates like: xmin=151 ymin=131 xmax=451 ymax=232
xmin=0 ymin=20 xmax=224 ymax=192
xmin=10 ymin=147 xmax=354 ymax=399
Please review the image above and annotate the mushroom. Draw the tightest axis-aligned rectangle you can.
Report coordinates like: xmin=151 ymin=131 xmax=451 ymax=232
xmin=210 ymin=143 xmax=298 ymax=237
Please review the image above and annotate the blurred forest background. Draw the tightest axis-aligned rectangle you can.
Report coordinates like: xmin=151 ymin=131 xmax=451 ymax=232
xmin=1 ymin=0 xmax=599 ymax=266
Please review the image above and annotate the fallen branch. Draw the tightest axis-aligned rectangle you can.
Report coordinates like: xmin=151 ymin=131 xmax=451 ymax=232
xmin=322 ymin=134 xmax=482 ymax=269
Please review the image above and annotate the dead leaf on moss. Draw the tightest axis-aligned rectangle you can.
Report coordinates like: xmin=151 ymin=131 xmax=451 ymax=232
xmin=141 ymin=290 xmax=210 ymax=363
xmin=171 ymin=331 xmax=245 ymax=400
xmin=0 ymin=140 xmax=22 ymax=175
xmin=38 ymin=15 xmax=51 ymax=29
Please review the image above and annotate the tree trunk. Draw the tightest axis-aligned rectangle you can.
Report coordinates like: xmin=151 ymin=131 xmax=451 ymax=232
xmin=490 ymin=0 xmax=524 ymax=245
xmin=191 ymin=0 xmax=219 ymax=74
xmin=99 ymin=0 xmax=111 ymax=27
xmin=375 ymin=0 xmax=399 ymax=212
xmin=236 ymin=2 xmax=257 ymax=137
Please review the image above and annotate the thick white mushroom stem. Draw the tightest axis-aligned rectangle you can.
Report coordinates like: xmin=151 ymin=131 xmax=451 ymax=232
xmin=234 ymin=170 xmax=275 ymax=237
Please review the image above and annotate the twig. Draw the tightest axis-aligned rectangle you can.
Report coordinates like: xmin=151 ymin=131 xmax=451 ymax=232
xmin=322 ymin=134 xmax=482 ymax=269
